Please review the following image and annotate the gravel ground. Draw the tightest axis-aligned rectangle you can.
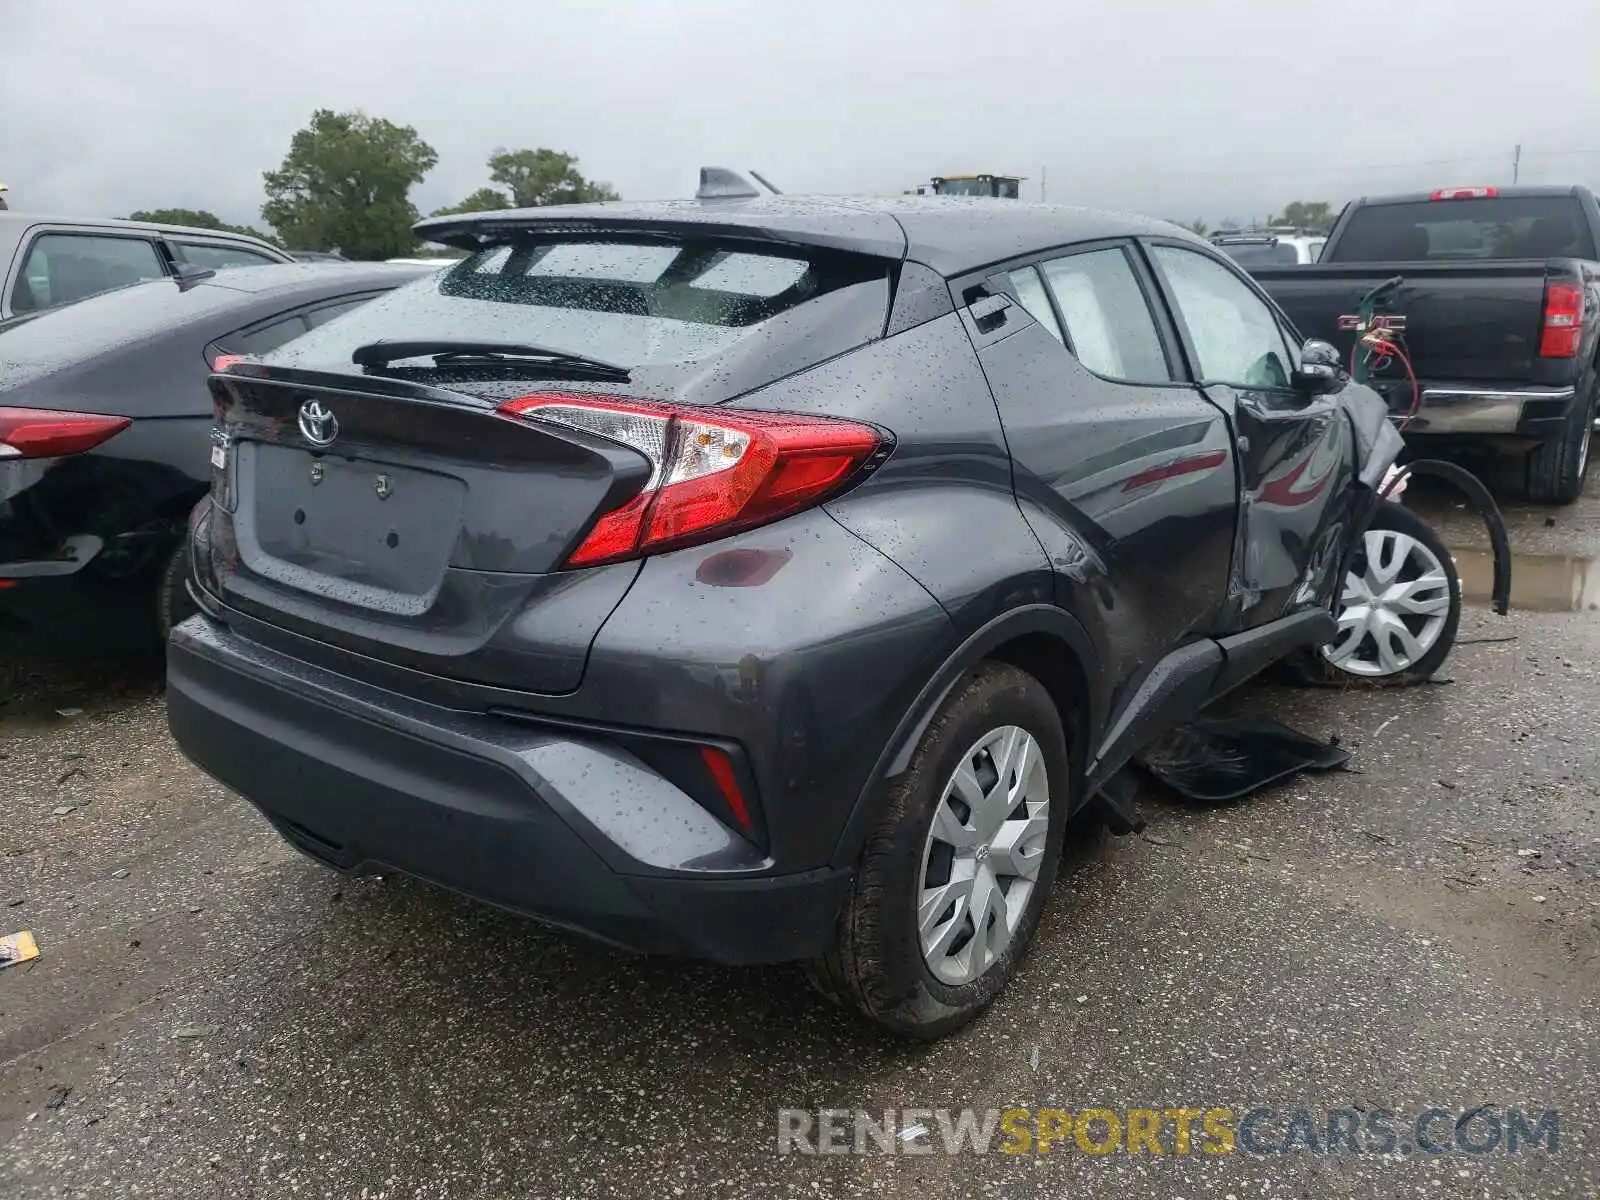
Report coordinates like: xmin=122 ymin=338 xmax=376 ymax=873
xmin=0 ymin=477 xmax=1596 ymax=1199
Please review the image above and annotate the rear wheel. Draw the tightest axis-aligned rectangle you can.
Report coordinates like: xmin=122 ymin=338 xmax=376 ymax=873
xmin=805 ymin=662 xmax=1070 ymax=1039
xmin=1526 ymin=375 xmax=1596 ymax=504
xmin=154 ymin=542 xmax=197 ymax=640
xmin=1305 ymin=501 xmax=1460 ymax=687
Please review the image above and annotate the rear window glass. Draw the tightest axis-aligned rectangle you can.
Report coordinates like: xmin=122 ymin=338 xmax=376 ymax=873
xmin=266 ymin=237 xmax=892 ymax=403
xmin=1330 ymin=196 xmax=1596 ymax=262
xmin=1214 ymin=240 xmax=1300 ymax=266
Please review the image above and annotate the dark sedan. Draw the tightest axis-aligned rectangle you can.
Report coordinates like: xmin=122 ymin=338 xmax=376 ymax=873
xmin=0 ymin=262 xmax=431 ymax=647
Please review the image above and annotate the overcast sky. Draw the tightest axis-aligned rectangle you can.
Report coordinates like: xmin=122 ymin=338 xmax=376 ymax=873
xmin=5 ymin=0 xmax=1600 ymax=231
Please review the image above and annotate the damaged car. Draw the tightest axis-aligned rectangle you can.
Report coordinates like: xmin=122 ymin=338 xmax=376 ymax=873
xmin=166 ymin=190 xmax=1502 ymax=1038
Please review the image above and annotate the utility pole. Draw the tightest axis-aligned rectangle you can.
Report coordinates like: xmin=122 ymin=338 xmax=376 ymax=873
xmin=1040 ymin=166 xmax=1047 ymax=202
xmin=1513 ymin=144 xmax=1522 ymax=185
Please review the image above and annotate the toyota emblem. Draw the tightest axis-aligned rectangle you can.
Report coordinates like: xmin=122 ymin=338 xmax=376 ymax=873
xmin=298 ymin=399 xmax=338 ymax=447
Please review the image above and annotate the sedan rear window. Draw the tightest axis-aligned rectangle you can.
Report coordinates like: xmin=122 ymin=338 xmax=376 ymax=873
xmin=266 ymin=236 xmax=892 ymax=403
xmin=1329 ymin=196 xmax=1596 ymax=262
xmin=1214 ymin=240 xmax=1300 ymax=266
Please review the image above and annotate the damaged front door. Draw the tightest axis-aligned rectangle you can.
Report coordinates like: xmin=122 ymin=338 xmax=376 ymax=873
xmin=1144 ymin=242 xmax=1354 ymax=626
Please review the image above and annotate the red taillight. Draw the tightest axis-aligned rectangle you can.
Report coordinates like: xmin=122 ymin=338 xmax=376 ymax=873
xmin=0 ymin=407 xmax=131 ymax=460
xmin=1431 ymin=186 xmax=1499 ymax=201
xmin=212 ymin=354 xmax=246 ymax=372
xmin=497 ymin=393 xmax=884 ymax=567
xmin=1540 ymin=282 xmax=1585 ymax=358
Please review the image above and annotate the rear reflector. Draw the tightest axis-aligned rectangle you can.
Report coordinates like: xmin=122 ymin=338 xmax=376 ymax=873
xmin=211 ymin=354 xmax=246 ymax=372
xmin=1540 ymin=281 xmax=1584 ymax=358
xmin=0 ymin=407 xmax=131 ymax=460
xmin=1431 ymin=187 xmax=1499 ymax=200
xmin=700 ymin=746 xmax=753 ymax=832
xmin=497 ymin=393 xmax=884 ymax=566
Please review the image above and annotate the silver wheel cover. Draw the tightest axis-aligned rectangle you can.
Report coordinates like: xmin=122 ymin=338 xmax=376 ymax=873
xmin=917 ymin=725 xmax=1051 ymax=986
xmin=1322 ymin=527 xmax=1452 ymax=677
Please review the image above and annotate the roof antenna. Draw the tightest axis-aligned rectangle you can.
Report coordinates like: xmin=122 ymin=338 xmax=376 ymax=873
xmin=696 ymin=167 xmax=780 ymax=200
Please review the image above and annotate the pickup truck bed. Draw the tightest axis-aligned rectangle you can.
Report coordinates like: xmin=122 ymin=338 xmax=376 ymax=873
xmin=1249 ymin=186 xmax=1600 ymax=503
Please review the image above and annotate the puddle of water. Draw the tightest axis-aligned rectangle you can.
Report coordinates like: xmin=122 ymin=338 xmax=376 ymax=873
xmin=1450 ymin=546 xmax=1599 ymax=613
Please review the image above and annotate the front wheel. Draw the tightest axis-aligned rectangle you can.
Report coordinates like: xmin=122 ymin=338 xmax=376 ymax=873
xmin=805 ymin=662 xmax=1070 ymax=1039
xmin=1303 ymin=501 xmax=1461 ymax=687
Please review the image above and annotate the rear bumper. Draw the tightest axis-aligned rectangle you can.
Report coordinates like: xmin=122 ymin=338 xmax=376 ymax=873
xmin=166 ymin=616 xmax=852 ymax=964
xmin=1406 ymin=384 xmax=1579 ymax=437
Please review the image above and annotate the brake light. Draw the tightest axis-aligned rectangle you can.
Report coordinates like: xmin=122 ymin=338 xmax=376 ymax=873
xmin=1540 ymin=282 xmax=1585 ymax=358
xmin=212 ymin=354 xmax=246 ymax=372
xmin=0 ymin=407 xmax=131 ymax=460
xmin=1431 ymin=187 xmax=1499 ymax=200
xmin=497 ymin=393 xmax=884 ymax=567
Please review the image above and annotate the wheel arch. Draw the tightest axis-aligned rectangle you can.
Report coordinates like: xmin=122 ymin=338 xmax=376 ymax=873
xmin=828 ymin=604 xmax=1101 ymax=870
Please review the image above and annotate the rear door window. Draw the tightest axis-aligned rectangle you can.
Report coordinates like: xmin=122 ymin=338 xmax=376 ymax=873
xmin=11 ymin=232 xmax=165 ymax=312
xmin=1330 ymin=196 xmax=1596 ymax=261
xmin=265 ymin=237 xmax=892 ymax=404
xmin=1037 ymin=248 xmax=1173 ymax=384
xmin=1005 ymin=266 xmax=1063 ymax=341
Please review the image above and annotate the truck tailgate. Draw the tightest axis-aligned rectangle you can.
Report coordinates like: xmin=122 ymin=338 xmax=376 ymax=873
xmin=1254 ymin=261 xmax=1551 ymax=384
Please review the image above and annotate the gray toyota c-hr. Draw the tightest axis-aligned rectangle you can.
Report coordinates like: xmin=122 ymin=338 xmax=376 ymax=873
xmin=168 ymin=194 xmax=1457 ymax=1038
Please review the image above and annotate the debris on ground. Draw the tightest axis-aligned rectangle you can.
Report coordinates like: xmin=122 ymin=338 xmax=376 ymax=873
xmin=1136 ymin=718 xmax=1351 ymax=804
xmin=172 ymin=1024 xmax=219 ymax=1039
xmin=0 ymin=930 xmax=41 ymax=968
xmin=55 ymin=707 xmax=84 ymax=718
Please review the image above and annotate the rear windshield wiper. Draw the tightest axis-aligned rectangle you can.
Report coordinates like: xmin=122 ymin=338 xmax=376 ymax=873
xmin=351 ymin=339 xmax=631 ymax=381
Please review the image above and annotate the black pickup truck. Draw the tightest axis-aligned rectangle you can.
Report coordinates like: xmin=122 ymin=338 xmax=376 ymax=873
xmin=1250 ymin=185 xmax=1600 ymax=503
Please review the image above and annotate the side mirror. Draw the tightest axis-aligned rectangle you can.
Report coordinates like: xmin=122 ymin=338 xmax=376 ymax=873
xmin=1294 ymin=338 xmax=1344 ymax=394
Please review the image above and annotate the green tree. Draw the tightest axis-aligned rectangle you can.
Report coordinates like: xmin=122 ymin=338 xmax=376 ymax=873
xmin=127 ymin=208 xmax=277 ymax=243
xmin=1177 ymin=218 xmax=1209 ymax=236
xmin=1273 ymin=201 xmax=1336 ymax=232
xmin=487 ymin=148 xmax=618 ymax=207
xmin=429 ymin=187 xmax=513 ymax=218
xmin=261 ymin=109 xmax=438 ymax=259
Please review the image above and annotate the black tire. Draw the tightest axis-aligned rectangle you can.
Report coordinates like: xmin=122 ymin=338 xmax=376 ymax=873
xmin=1290 ymin=500 xmax=1461 ymax=688
xmin=154 ymin=542 xmax=198 ymax=640
xmin=804 ymin=662 xmax=1071 ymax=1040
xmin=1526 ymin=373 xmax=1596 ymax=504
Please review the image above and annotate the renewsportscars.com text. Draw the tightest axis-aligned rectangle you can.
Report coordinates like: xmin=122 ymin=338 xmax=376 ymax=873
xmin=777 ymin=1106 xmax=1559 ymax=1157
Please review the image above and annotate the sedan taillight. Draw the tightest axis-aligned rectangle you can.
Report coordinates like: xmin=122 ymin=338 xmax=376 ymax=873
xmin=496 ymin=393 xmax=884 ymax=567
xmin=0 ymin=407 xmax=131 ymax=459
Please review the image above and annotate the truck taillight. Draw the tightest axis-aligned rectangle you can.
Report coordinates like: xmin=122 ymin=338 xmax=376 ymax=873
xmin=496 ymin=393 xmax=885 ymax=567
xmin=1431 ymin=187 xmax=1499 ymax=201
xmin=0 ymin=407 xmax=131 ymax=459
xmin=1539 ymin=282 xmax=1585 ymax=358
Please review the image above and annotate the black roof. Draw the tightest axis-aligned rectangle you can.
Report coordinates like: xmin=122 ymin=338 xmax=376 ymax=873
xmin=195 ymin=261 xmax=434 ymax=295
xmin=416 ymin=196 xmax=1202 ymax=277
xmin=0 ymin=263 xmax=433 ymax=397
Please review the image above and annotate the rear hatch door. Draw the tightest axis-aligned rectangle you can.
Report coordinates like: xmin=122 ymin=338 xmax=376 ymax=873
xmin=202 ymin=224 xmax=897 ymax=694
